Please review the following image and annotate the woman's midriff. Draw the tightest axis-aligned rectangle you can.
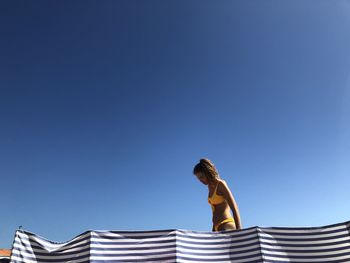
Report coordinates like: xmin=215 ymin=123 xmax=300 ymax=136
xmin=212 ymin=201 xmax=235 ymax=227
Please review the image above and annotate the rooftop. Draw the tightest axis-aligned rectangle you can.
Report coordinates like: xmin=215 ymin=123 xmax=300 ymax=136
xmin=0 ymin=249 xmax=11 ymax=258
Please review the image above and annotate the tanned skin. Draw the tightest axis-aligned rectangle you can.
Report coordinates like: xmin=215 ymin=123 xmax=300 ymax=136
xmin=195 ymin=172 xmax=242 ymax=231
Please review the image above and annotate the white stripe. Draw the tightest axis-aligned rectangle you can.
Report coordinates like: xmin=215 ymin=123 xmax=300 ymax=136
xmin=177 ymin=238 xmax=258 ymax=248
xmin=176 ymin=250 xmax=262 ymax=260
xmin=263 ymin=253 xmax=350 ymax=262
xmin=259 ymin=235 xmax=350 ymax=245
xmin=176 ymin=232 xmax=258 ymax=243
xmin=90 ymin=251 xmax=176 ymax=260
xmin=90 ymin=242 xmax=173 ymax=249
xmin=90 ymin=247 xmax=175 ymax=255
xmin=10 ymin=255 xmax=37 ymax=263
xmin=91 ymin=229 xmax=176 ymax=237
xmin=260 ymin=241 xmax=350 ymax=251
xmin=11 ymin=248 xmax=90 ymax=260
xmin=262 ymin=246 xmax=350 ymax=257
xmin=176 ymin=227 xmax=257 ymax=237
xmin=176 ymin=243 xmax=260 ymax=254
xmin=259 ymin=224 xmax=347 ymax=234
xmin=259 ymin=229 xmax=350 ymax=239
xmin=89 ymin=244 xmax=258 ymax=256
xmin=90 ymin=235 xmax=175 ymax=243
xmin=177 ymin=254 xmax=263 ymax=263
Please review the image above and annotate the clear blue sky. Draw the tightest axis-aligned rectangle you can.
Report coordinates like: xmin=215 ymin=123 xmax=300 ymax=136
xmin=1 ymin=1 xmax=350 ymax=248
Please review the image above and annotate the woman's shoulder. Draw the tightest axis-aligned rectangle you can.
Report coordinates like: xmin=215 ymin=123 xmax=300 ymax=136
xmin=217 ymin=178 xmax=227 ymax=195
xmin=217 ymin=179 xmax=228 ymax=191
xmin=218 ymin=178 xmax=227 ymax=185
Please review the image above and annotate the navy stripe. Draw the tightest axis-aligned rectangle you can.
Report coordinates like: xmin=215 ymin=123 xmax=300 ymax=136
xmin=260 ymin=238 xmax=350 ymax=247
xmin=176 ymin=241 xmax=261 ymax=250
xmin=259 ymin=233 xmax=350 ymax=242
xmin=263 ymin=259 xmax=350 ymax=263
xmin=260 ymin=226 xmax=348 ymax=236
xmin=261 ymin=244 xmax=350 ymax=253
xmin=90 ymin=250 xmax=176 ymax=257
xmin=262 ymin=250 xmax=350 ymax=259
xmin=90 ymin=240 xmax=175 ymax=246
xmin=91 ymin=232 xmax=177 ymax=239
xmin=11 ymin=250 xmax=90 ymax=262
xmin=262 ymin=219 xmax=350 ymax=231
xmin=90 ymin=256 xmax=177 ymax=262
xmin=91 ymin=244 xmax=176 ymax=251
xmin=176 ymin=253 xmax=262 ymax=262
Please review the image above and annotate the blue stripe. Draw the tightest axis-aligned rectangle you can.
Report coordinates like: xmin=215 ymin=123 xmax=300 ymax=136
xmin=259 ymin=233 xmax=350 ymax=242
xmin=261 ymin=244 xmax=350 ymax=253
xmin=260 ymin=238 xmax=350 ymax=247
xmin=262 ymin=250 xmax=350 ymax=259
xmin=90 ymin=256 xmax=177 ymax=262
xmin=176 ymin=241 xmax=261 ymax=250
xmin=11 ymin=250 xmax=90 ymax=262
xmin=260 ymin=227 xmax=348 ymax=236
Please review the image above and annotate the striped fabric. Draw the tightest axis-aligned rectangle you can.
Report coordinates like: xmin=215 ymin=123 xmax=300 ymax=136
xmin=10 ymin=220 xmax=350 ymax=263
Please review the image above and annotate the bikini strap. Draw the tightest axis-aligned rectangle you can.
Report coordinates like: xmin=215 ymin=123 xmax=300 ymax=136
xmin=214 ymin=180 xmax=220 ymax=194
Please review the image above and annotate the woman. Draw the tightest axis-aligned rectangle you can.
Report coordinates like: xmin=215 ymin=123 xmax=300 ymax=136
xmin=193 ymin=158 xmax=242 ymax=232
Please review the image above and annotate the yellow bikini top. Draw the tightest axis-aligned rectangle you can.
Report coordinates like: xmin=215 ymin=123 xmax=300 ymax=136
xmin=208 ymin=181 xmax=225 ymax=211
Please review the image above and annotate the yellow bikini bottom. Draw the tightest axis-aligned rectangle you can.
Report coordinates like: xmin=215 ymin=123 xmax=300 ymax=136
xmin=214 ymin=217 xmax=235 ymax=231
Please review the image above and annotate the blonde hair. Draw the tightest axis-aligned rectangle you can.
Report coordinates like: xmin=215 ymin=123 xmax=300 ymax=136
xmin=193 ymin=158 xmax=220 ymax=181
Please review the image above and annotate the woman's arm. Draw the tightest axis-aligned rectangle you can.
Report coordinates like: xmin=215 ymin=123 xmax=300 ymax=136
xmin=219 ymin=180 xmax=242 ymax=229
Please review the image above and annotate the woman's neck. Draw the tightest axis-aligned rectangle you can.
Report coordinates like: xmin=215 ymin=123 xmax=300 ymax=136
xmin=208 ymin=179 xmax=219 ymax=187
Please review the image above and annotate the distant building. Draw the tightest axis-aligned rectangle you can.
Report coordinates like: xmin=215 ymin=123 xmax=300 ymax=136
xmin=0 ymin=249 xmax=10 ymax=263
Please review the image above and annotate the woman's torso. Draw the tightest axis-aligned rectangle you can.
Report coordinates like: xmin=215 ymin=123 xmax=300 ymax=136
xmin=208 ymin=179 xmax=233 ymax=225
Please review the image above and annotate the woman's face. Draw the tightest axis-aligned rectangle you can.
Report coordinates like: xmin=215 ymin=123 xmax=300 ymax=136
xmin=195 ymin=172 xmax=208 ymax=185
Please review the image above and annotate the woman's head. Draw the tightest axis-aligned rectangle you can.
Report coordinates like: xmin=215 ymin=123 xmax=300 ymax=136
xmin=193 ymin=158 xmax=220 ymax=185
